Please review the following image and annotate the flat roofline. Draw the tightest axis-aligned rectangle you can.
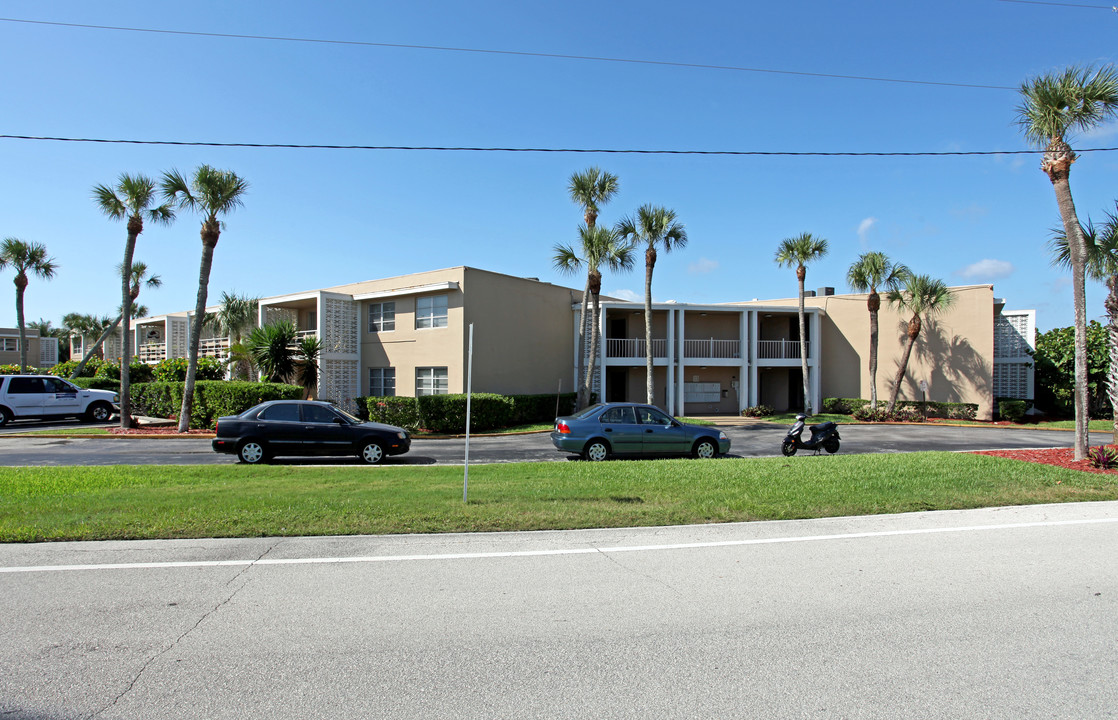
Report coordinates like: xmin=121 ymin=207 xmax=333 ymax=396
xmin=353 ymin=281 xmax=459 ymax=301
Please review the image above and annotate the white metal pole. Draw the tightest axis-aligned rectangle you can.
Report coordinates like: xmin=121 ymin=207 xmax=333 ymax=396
xmin=463 ymin=323 xmax=474 ymax=503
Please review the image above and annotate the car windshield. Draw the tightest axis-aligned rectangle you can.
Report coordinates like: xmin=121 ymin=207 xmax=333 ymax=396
xmin=334 ymin=407 xmax=362 ymax=424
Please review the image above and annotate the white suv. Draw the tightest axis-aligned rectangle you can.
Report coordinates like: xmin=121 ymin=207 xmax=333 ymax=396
xmin=0 ymin=375 xmax=119 ymax=426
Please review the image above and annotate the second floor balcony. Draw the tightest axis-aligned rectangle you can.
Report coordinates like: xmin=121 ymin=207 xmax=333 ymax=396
xmin=137 ymin=342 xmax=166 ymax=363
xmin=758 ymin=339 xmax=808 ymax=359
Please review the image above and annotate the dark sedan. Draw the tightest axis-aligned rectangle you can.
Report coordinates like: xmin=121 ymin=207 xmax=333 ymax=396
xmin=550 ymin=402 xmax=730 ymax=461
xmin=212 ymin=400 xmax=411 ymax=464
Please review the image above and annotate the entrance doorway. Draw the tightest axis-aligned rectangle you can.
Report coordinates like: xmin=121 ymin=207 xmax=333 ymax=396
xmin=606 ymin=368 xmax=628 ymax=403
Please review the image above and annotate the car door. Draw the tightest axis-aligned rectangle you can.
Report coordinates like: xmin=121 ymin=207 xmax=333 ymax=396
xmin=254 ymin=402 xmax=306 ymax=455
xmin=40 ymin=377 xmax=82 ymax=416
xmin=636 ymin=406 xmax=692 ymax=455
xmin=597 ymin=405 xmax=643 ymax=455
xmin=5 ymin=376 xmax=46 ymax=417
xmin=300 ymin=404 xmax=354 ymax=456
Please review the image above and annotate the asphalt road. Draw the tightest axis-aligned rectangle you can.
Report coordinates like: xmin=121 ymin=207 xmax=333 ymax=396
xmin=2 ymin=501 xmax=1116 ymax=719
xmin=0 ymin=422 xmax=1110 ymax=466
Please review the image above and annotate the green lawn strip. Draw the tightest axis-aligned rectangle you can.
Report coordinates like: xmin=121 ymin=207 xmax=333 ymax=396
xmin=748 ymin=413 xmax=849 ymax=425
xmin=1 ymin=453 xmax=1114 ymax=542
xmin=16 ymin=427 xmax=114 ymax=436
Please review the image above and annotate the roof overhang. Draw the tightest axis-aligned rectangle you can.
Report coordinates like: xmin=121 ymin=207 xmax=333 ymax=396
xmin=353 ymin=281 xmax=459 ymax=301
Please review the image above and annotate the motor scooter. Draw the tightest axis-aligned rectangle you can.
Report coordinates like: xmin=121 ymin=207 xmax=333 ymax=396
xmin=781 ymin=414 xmax=840 ymax=456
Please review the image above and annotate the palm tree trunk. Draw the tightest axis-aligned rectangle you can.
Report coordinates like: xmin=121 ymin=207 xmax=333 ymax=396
xmin=178 ymin=243 xmax=216 ymax=432
xmin=1050 ymin=174 xmax=1090 ymax=459
xmin=887 ymin=330 xmax=918 ymax=414
xmin=583 ymin=291 xmax=601 ymax=406
xmin=1106 ymin=276 xmax=1118 ymax=445
xmin=797 ymin=276 xmax=811 ymax=414
xmin=70 ymin=315 xmax=123 ymax=378
xmin=119 ymin=230 xmax=138 ymax=429
xmin=644 ymin=254 xmax=655 ymax=405
xmin=868 ymin=304 xmax=879 ymax=410
xmin=14 ymin=282 xmax=26 ymax=373
xmin=576 ymin=277 xmax=591 ymax=409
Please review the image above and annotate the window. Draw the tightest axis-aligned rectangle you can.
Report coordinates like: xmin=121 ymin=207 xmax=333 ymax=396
xmin=7 ymin=377 xmax=43 ymax=394
xmin=1 ymin=338 xmax=17 ymax=352
xmin=600 ymin=406 xmax=636 ymax=424
xmin=636 ymin=407 xmax=674 ymax=425
xmin=302 ymin=404 xmax=339 ymax=424
xmin=369 ymin=302 xmax=396 ymax=333
xmin=369 ymin=367 xmax=396 ymax=397
xmin=416 ymin=367 xmax=448 ymax=396
xmin=259 ymin=403 xmax=300 ymax=422
xmin=416 ymin=295 xmax=448 ymax=329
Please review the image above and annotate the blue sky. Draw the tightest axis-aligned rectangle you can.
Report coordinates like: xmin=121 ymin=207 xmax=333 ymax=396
xmin=2 ymin=0 xmax=1117 ymax=334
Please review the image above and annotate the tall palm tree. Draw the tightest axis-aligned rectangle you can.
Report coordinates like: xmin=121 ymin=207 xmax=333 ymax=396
xmin=1016 ymin=65 xmax=1118 ymax=459
xmin=70 ymin=263 xmax=161 ymax=379
xmin=162 ymin=165 xmax=248 ymax=431
xmin=615 ymin=205 xmax=688 ymax=404
xmin=774 ymin=232 xmax=828 ymax=414
xmin=1050 ymin=210 xmax=1118 ymax=442
xmin=885 ymin=274 xmax=954 ymax=414
xmin=567 ymin=167 xmax=620 ymax=409
xmin=846 ymin=252 xmax=910 ymax=410
xmin=553 ymin=225 xmax=635 ymax=408
xmin=94 ymin=173 xmax=175 ymax=427
xmin=0 ymin=238 xmax=57 ymax=373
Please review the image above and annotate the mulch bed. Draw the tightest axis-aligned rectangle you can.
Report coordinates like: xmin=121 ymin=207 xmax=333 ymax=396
xmin=972 ymin=447 xmax=1118 ymax=475
xmin=108 ymin=427 xmax=213 ymax=435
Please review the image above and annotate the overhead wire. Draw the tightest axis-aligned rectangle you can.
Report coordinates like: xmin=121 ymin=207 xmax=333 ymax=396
xmin=0 ymin=17 xmax=1015 ymax=91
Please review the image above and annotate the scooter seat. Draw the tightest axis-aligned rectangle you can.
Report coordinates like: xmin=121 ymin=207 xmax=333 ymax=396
xmin=810 ymin=421 xmax=836 ymax=432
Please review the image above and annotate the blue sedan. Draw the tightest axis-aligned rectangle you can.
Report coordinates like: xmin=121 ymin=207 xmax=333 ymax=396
xmin=550 ymin=402 xmax=730 ymax=461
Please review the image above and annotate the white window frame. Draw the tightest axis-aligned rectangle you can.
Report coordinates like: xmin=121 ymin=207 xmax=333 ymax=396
xmin=1 ymin=338 xmax=18 ymax=352
xmin=415 ymin=295 xmax=448 ymax=329
xmin=369 ymin=367 xmax=396 ymax=397
xmin=416 ymin=367 xmax=448 ymax=396
xmin=368 ymin=302 xmax=396 ymax=333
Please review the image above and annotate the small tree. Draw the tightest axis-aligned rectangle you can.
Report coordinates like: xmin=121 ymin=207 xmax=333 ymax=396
xmin=885 ymin=274 xmax=954 ymax=414
xmin=846 ymin=252 xmax=910 ymax=410
xmin=0 ymin=238 xmax=57 ymax=373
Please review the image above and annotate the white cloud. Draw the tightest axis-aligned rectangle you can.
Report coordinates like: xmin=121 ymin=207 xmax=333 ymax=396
xmin=607 ymin=288 xmax=641 ymax=302
xmin=958 ymin=259 xmax=1014 ymax=280
xmin=688 ymin=257 xmax=718 ymax=275
xmin=857 ymin=217 xmax=877 ymax=248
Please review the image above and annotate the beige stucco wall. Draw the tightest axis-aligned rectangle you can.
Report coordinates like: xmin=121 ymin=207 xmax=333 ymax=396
xmin=682 ymin=311 xmax=739 ymax=340
xmin=0 ymin=330 xmax=40 ymax=367
xmin=789 ymin=285 xmax=995 ymax=418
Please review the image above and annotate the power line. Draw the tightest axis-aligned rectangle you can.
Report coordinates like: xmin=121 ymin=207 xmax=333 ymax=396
xmin=4 ymin=133 xmax=1115 ymax=156
xmin=995 ymin=0 xmax=1116 ymax=9
xmin=0 ymin=17 xmax=1016 ymax=91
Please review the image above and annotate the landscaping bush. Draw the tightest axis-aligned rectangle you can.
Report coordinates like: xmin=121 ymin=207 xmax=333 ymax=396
xmin=0 ymin=364 xmax=44 ymax=375
xmin=852 ymin=405 xmax=926 ymax=423
xmin=361 ymin=391 xmax=578 ymax=433
xmin=822 ymin=397 xmax=870 ymax=414
xmin=152 ymin=356 xmax=226 ymax=382
xmin=506 ymin=393 xmax=577 ymax=424
xmin=998 ymin=399 xmax=1028 ymax=423
xmin=1088 ymin=445 xmax=1118 ymax=469
xmin=741 ymin=405 xmax=775 ymax=418
xmin=47 ymin=358 xmax=103 ymax=378
xmin=94 ymin=359 xmax=155 ymax=384
xmin=364 ymin=396 xmax=422 ymax=430
xmin=894 ymin=401 xmax=978 ymax=420
xmin=130 ymin=381 xmax=302 ymax=429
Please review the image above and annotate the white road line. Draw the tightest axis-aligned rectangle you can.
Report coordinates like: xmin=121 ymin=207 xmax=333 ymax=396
xmin=1 ymin=517 xmax=1115 ymax=574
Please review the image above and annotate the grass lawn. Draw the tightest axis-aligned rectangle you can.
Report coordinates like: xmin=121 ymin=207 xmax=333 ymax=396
xmin=1 ymin=452 xmax=1115 ymax=542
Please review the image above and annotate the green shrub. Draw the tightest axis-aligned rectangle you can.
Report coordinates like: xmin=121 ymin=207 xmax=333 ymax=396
xmin=0 ymin=364 xmax=44 ymax=375
xmin=853 ymin=406 xmax=926 ymax=423
xmin=94 ymin=359 xmax=155 ymax=384
xmin=151 ymin=356 xmax=226 ymax=382
xmin=742 ymin=405 xmax=775 ymax=417
xmin=48 ymin=358 xmax=103 ymax=378
xmin=365 ymin=396 xmax=422 ymax=430
xmin=1088 ymin=445 xmax=1118 ymax=469
xmin=821 ymin=397 xmax=870 ymax=414
xmin=998 ymin=399 xmax=1028 ymax=423
xmin=130 ymin=381 xmax=302 ymax=429
xmin=361 ymin=392 xmax=577 ymax=433
xmin=893 ymin=401 xmax=978 ymax=420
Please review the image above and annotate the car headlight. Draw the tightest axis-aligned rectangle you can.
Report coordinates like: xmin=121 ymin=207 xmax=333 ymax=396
xmin=718 ymin=431 xmax=728 ymax=440
xmin=396 ymin=431 xmax=408 ymax=440
xmin=113 ymin=394 xmax=120 ymax=403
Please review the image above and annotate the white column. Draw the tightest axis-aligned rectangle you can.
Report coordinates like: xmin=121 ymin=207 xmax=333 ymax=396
xmin=810 ymin=310 xmax=822 ymax=413
xmin=598 ymin=304 xmax=607 ymax=404
xmin=676 ymin=309 xmax=686 ymax=415
xmin=738 ymin=311 xmax=748 ymax=414
xmin=749 ymin=311 xmax=760 ymax=407
xmin=666 ymin=308 xmax=675 ymax=414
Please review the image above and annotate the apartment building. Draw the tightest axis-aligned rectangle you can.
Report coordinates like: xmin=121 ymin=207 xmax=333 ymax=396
xmin=0 ymin=328 xmax=58 ymax=368
xmin=101 ymin=267 xmax=1032 ymax=419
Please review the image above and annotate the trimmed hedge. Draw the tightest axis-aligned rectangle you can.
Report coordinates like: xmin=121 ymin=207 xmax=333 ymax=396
xmin=998 ymin=399 xmax=1028 ymax=423
xmin=824 ymin=397 xmax=977 ymax=420
xmin=741 ymin=405 xmax=775 ymax=417
xmin=130 ymin=381 xmax=302 ymax=429
xmin=358 ymin=392 xmax=578 ymax=433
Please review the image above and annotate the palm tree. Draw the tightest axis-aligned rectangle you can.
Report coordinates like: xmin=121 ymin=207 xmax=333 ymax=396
xmin=1016 ymin=65 xmax=1118 ymax=459
xmin=553 ymin=225 xmax=635 ymax=408
xmin=1050 ymin=211 xmax=1118 ymax=442
xmin=774 ymin=233 xmax=828 ymax=414
xmin=295 ymin=335 xmax=322 ymax=399
xmin=0 ymin=238 xmax=57 ymax=373
xmin=70 ymin=263 xmax=161 ymax=379
xmin=209 ymin=291 xmax=259 ymax=379
xmin=846 ymin=252 xmax=911 ymax=411
xmin=615 ymin=205 xmax=688 ymax=404
xmin=162 ymin=165 xmax=248 ymax=432
xmin=567 ymin=167 xmax=620 ymax=409
xmin=885 ymin=274 xmax=954 ymax=414
xmin=94 ymin=173 xmax=175 ymax=427
xmin=247 ymin=320 xmax=298 ymax=383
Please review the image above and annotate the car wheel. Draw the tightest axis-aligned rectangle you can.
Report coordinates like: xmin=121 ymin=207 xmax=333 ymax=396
xmin=583 ymin=439 xmax=610 ymax=462
xmin=692 ymin=438 xmax=718 ymax=459
xmin=359 ymin=441 xmax=385 ymax=465
xmin=237 ymin=440 xmax=269 ymax=464
xmin=0 ymin=408 xmax=10 ymax=428
xmin=84 ymin=402 xmax=112 ymax=423
xmin=781 ymin=440 xmax=797 ymax=457
xmin=823 ymin=438 xmax=840 ymax=454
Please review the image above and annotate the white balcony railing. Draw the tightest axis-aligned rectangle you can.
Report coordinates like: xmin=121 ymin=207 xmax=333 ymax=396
xmin=606 ymin=338 xmax=668 ymax=359
xmin=137 ymin=342 xmax=166 ymax=362
xmin=683 ymin=338 xmax=741 ymax=359
xmin=758 ymin=340 xmax=808 ymax=359
xmin=295 ymin=329 xmax=318 ymax=340
xmin=199 ymin=337 xmax=231 ymax=358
